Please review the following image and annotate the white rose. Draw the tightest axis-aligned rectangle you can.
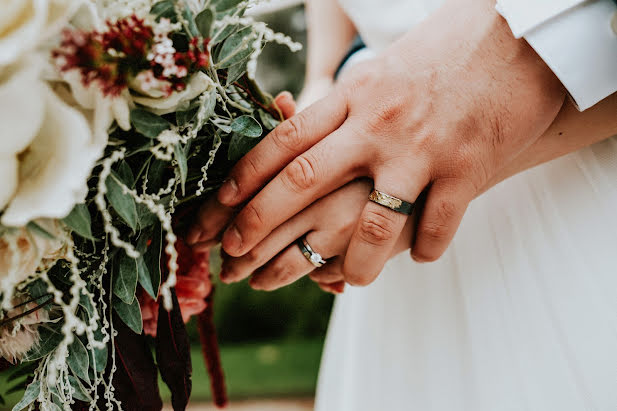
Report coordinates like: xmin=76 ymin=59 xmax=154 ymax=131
xmin=0 ymin=0 xmax=85 ymax=67
xmin=132 ymin=71 xmax=214 ymax=115
xmin=0 ymin=220 xmax=67 ymax=290
xmin=0 ymin=57 xmax=101 ymax=226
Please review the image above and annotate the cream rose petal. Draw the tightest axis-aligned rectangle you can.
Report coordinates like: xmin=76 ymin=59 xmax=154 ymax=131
xmin=132 ymin=72 xmax=213 ymax=115
xmin=0 ymin=0 xmax=48 ymax=66
xmin=0 ymin=156 xmax=18 ymax=210
xmin=1 ymin=87 xmax=101 ymax=227
xmin=0 ymin=58 xmax=46 ymax=156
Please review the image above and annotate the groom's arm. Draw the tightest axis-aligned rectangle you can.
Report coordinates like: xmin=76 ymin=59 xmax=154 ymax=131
xmin=498 ymin=0 xmax=617 ymax=111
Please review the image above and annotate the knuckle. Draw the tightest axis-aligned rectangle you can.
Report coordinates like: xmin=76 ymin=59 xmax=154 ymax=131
xmin=241 ymin=202 xmax=266 ymax=232
xmin=272 ymin=116 xmax=304 ymax=152
xmin=419 ymin=219 xmax=450 ymax=243
xmin=282 ymin=154 xmax=319 ymax=193
xmin=245 ymin=247 xmax=263 ymax=266
xmin=434 ymin=198 xmax=459 ymax=224
xmin=358 ymin=209 xmax=397 ymax=245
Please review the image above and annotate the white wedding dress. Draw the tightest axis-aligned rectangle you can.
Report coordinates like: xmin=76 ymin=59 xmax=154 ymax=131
xmin=315 ymin=1 xmax=617 ymax=410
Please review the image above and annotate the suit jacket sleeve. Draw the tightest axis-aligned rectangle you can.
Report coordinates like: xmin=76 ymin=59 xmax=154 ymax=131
xmin=497 ymin=0 xmax=617 ymax=111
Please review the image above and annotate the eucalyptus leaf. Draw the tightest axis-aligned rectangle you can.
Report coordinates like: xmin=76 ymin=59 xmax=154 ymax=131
xmin=68 ymin=376 xmax=91 ymax=402
xmin=216 ymin=27 xmax=255 ymax=69
xmin=113 ymin=253 xmax=139 ymax=304
xmin=63 ymin=203 xmax=93 ymax=240
xmin=195 ymin=8 xmax=214 ymax=37
xmin=23 ymin=325 xmax=63 ymax=361
xmin=130 ymin=109 xmax=172 ymax=139
xmin=137 ymin=257 xmax=156 ymax=299
xmin=146 ymin=159 xmax=166 ymax=190
xmin=106 ymin=172 xmax=138 ymax=231
xmin=79 ymin=292 xmax=95 ymax=319
xmin=213 ymin=0 xmax=243 ymax=12
xmin=144 ymin=224 xmax=162 ymax=298
xmin=11 ymin=381 xmax=39 ymax=411
xmin=87 ymin=327 xmax=108 ymax=372
xmin=259 ymin=109 xmax=281 ymax=130
xmin=231 ymin=115 xmax=262 ymax=138
xmin=117 ymin=161 xmax=135 ymax=188
xmin=174 ymin=144 xmax=188 ymax=195
xmin=228 ymin=133 xmax=259 ymax=162
xmin=226 ymin=61 xmax=247 ymax=86
xmin=113 ymin=296 xmax=143 ymax=335
xmin=68 ymin=338 xmax=90 ymax=383
xmin=210 ymin=23 xmax=238 ymax=45
xmin=150 ymin=0 xmax=175 ymax=21
xmin=176 ymin=105 xmax=199 ymax=126
xmin=182 ymin=7 xmax=200 ymax=37
xmin=215 ymin=123 xmax=233 ymax=134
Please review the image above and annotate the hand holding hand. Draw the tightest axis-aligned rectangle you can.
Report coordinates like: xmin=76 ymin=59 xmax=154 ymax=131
xmin=208 ymin=0 xmax=565 ymax=287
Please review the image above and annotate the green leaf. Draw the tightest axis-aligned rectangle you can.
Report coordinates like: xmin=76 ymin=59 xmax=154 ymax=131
xmin=216 ymin=27 xmax=256 ymax=69
xmin=182 ymin=7 xmax=200 ymax=37
xmin=79 ymin=292 xmax=95 ymax=320
xmin=113 ymin=296 xmax=143 ymax=335
xmin=12 ymin=381 xmax=39 ymax=411
xmin=228 ymin=133 xmax=259 ymax=162
xmin=137 ymin=257 xmax=156 ymax=299
xmin=106 ymin=172 xmax=138 ymax=231
xmin=151 ymin=0 xmax=175 ymax=20
xmin=213 ymin=0 xmax=243 ymax=12
xmin=63 ymin=203 xmax=93 ymax=240
xmin=68 ymin=376 xmax=91 ymax=402
xmin=86 ymin=328 xmax=107 ymax=372
xmin=117 ymin=161 xmax=135 ymax=187
xmin=210 ymin=23 xmax=239 ymax=45
xmin=144 ymin=224 xmax=162 ymax=298
xmin=146 ymin=159 xmax=166 ymax=190
xmin=226 ymin=61 xmax=247 ymax=86
xmin=113 ymin=253 xmax=139 ymax=304
xmin=130 ymin=109 xmax=172 ymax=139
xmin=195 ymin=8 xmax=214 ymax=38
xmin=23 ymin=325 xmax=63 ymax=361
xmin=176 ymin=105 xmax=199 ymax=126
xmin=231 ymin=115 xmax=262 ymax=138
xmin=174 ymin=144 xmax=188 ymax=195
xmin=26 ymin=221 xmax=55 ymax=240
xmin=68 ymin=338 xmax=90 ymax=383
xmin=259 ymin=109 xmax=281 ymax=130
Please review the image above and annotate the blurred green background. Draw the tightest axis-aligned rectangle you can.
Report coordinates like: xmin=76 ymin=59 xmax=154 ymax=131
xmin=0 ymin=4 xmax=335 ymax=409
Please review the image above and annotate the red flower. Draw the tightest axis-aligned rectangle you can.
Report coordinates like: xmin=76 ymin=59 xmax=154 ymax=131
xmin=140 ymin=238 xmax=212 ymax=337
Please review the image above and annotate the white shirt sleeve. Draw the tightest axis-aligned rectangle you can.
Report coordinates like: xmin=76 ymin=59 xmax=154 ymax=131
xmin=497 ymin=0 xmax=617 ymax=111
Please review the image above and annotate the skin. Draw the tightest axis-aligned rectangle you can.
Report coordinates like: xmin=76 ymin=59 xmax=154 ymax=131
xmin=189 ymin=0 xmax=617 ymax=292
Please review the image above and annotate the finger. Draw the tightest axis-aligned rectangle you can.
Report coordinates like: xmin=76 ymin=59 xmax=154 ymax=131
xmin=410 ymin=179 xmax=473 ymax=263
xmin=191 ymin=239 xmax=218 ymax=253
xmin=274 ymin=91 xmax=296 ymax=119
xmin=221 ymin=128 xmax=366 ymax=257
xmin=309 ymin=264 xmax=344 ymax=284
xmin=217 ymin=91 xmax=348 ymax=207
xmin=219 ymin=204 xmax=316 ymax=284
xmin=317 ymin=281 xmax=346 ymax=294
xmin=187 ymin=196 xmax=234 ymax=245
xmin=249 ymin=230 xmax=339 ymax=291
xmin=343 ymin=169 xmax=429 ymax=286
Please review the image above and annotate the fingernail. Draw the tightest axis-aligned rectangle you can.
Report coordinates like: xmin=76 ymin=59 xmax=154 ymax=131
xmin=218 ymin=178 xmax=238 ymax=205
xmin=222 ymin=225 xmax=242 ymax=254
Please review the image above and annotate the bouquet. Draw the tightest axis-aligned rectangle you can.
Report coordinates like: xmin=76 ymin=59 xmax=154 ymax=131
xmin=0 ymin=0 xmax=300 ymax=409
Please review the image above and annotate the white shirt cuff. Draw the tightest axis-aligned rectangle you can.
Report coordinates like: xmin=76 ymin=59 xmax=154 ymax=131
xmin=497 ymin=0 xmax=617 ymax=111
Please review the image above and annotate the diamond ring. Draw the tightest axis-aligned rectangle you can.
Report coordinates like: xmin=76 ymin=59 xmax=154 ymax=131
xmin=297 ymin=236 xmax=327 ymax=268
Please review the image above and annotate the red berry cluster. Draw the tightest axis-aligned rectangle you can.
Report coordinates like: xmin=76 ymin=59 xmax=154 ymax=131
xmin=54 ymin=15 xmax=210 ymax=97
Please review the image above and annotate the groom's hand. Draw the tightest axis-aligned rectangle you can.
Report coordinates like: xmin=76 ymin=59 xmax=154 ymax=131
xmin=214 ymin=0 xmax=566 ymax=286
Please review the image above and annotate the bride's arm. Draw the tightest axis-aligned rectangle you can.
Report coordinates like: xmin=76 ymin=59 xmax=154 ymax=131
xmin=483 ymin=94 xmax=617 ymax=192
xmin=299 ymin=0 xmax=357 ymax=108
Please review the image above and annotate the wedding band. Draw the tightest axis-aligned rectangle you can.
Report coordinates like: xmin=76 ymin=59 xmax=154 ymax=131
xmin=368 ymin=189 xmax=414 ymax=215
xmin=297 ymin=236 xmax=327 ymax=268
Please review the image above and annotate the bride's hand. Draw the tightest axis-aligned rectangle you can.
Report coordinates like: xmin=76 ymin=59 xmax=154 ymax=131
xmin=216 ymin=179 xmax=414 ymax=293
xmin=207 ymin=0 xmax=566 ymax=286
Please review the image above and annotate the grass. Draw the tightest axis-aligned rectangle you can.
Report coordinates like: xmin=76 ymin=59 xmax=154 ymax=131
xmin=0 ymin=338 xmax=324 ymax=410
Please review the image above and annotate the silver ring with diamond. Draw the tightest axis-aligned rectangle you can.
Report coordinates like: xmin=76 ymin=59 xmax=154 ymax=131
xmin=297 ymin=236 xmax=327 ymax=268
